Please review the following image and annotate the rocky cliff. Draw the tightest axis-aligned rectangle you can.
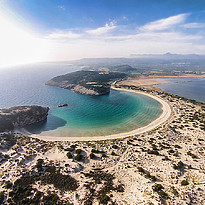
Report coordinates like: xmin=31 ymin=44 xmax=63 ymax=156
xmin=72 ymin=85 xmax=110 ymax=96
xmin=46 ymin=70 xmax=127 ymax=96
xmin=0 ymin=106 xmax=49 ymax=132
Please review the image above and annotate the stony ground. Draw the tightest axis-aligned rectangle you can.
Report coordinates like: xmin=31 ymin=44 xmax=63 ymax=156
xmin=0 ymin=89 xmax=205 ymax=205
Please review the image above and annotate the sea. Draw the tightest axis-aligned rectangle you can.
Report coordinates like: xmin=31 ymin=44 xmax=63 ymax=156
xmin=0 ymin=63 xmax=162 ymax=137
xmin=156 ymin=78 xmax=205 ymax=103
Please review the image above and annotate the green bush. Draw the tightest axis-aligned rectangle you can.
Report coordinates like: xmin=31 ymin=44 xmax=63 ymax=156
xmin=66 ymin=152 xmax=73 ymax=159
xmin=36 ymin=159 xmax=43 ymax=171
xmin=90 ymin=153 xmax=96 ymax=159
xmin=147 ymin=150 xmax=159 ymax=155
xmin=173 ymin=161 xmax=184 ymax=170
xmin=0 ymin=192 xmax=4 ymax=204
xmin=4 ymin=181 xmax=12 ymax=189
xmin=153 ymin=184 xmax=164 ymax=192
xmin=112 ymin=145 xmax=118 ymax=149
xmin=137 ymin=167 xmax=145 ymax=173
xmin=75 ymin=154 xmax=83 ymax=161
xmin=158 ymin=190 xmax=168 ymax=199
xmin=101 ymin=153 xmax=107 ymax=158
xmin=76 ymin=149 xmax=82 ymax=154
xmin=181 ymin=180 xmax=189 ymax=186
xmin=172 ymin=187 xmax=179 ymax=196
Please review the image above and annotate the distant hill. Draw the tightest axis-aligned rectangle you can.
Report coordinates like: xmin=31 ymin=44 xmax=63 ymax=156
xmin=67 ymin=54 xmax=205 ymax=71
xmin=130 ymin=53 xmax=205 ymax=60
xmin=108 ymin=65 xmax=136 ymax=72
xmin=46 ymin=70 xmax=127 ymax=96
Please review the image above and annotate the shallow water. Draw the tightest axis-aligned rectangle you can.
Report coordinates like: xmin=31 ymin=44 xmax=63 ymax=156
xmin=156 ymin=78 xmax=205 ymax=102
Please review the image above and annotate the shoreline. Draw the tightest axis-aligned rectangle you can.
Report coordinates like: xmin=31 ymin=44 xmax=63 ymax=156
xmin=23 ymin=87 xmax=172 ymax=141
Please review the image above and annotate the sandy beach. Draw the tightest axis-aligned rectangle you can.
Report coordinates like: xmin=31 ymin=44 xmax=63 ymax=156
xmin=27 ymin=87 xmax=171 ymax=141
xmin=2 ymin=86 xmax=205 ymax=204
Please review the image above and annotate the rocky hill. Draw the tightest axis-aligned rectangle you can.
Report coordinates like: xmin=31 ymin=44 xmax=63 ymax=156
xmin=0 ymin=106 xmax=49 ymax=132
xmin=46 ymin=70 xmax=127 ymax=96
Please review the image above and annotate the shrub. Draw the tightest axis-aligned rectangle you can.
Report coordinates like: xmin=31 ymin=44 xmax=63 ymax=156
xmin=137 ymin=167 xmax=145 ymax=173
xmin=76 ymin=149 xmax=82 ymax=155
xmin=66 ymin=152 xmax=73 ymax=159
xmin=172 ymin=187 xmax=179 ymax=196
xmin=187 ymin=151 xmax=197 ymax=159
xmin=91 ymin=149 xmax=104 ymax=154
xmin=115 ymin=184 xmax=124 ymax=192
xmin=153 ymin=184 xmax=164 ymax=192
xmin=40 ymin=171 xmax=78 ymax=191
xmin=0 ymin=192 xmax=4 ymax=204
xmin=112 ymin=145 xmax=118 ymax=149
xmin=75 ymin=154 xmax=82 ymax=161
xmin=147 ymin=150 xmax=159 ymax=155
xmin=90 ymin=153 xmax=96 ymax=159
xmin=158 ymin=190 xmax=168 ymax=199
xmin=36 ymin=159 xmax=43 ymax=171
xmin=65 ymin=147 xmax=75 ymax=152
xmin=101 ymin=153 xmax=107 ymax=158
xmin=181 ymin=180 xmax=189 ymax=186
xmin=187 ymin=165 xmax=192 ymax=169
xmin=4 ymin=181 xmax=12 ymax=189
xmin=145 ymin=174 xmax=156 ymax=182
xmin=173 ymin=161 xmax=184 ymax=170
xmin=97 ymin=194 xmax=110 ymax=204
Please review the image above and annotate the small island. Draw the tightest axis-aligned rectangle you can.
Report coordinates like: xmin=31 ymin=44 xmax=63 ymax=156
xmin=58 ymin=104 xmax=69 ymax=108
xmin=0 ymin=106 xmax=49 ymax=132
xmin=46 ymin=70 xmax=127 ymax=96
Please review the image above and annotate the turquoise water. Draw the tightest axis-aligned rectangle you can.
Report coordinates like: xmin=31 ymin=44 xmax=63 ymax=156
xmin=26 ymin=90 xmax=162 ymax=137
xmin=0 ymin=63 xmax=162 ymax=137
xmin=156 ymin=78 xmax=205 ymax=103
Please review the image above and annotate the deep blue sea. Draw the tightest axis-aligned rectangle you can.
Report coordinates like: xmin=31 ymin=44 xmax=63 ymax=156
xmin=0 ymin=63 xmax=162 ymax=137
xmin=156 ymin=78 xmax=205 ymax=103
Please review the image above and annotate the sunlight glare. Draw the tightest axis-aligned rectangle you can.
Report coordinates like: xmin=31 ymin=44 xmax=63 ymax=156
xmin=0 ymin=9 xmax=49 ymax=67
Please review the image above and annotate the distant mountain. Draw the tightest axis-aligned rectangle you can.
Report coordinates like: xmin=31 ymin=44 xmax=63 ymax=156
xmin=67 ymin=53 xmax=205 ymax=71
xmin=108 ymin=65 xmax=136 ymax=72
xmin=130 ymin=53 xmax=205 ymax=60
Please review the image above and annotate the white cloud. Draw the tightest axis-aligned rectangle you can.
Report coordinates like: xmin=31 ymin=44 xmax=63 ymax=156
xmin=58 ymin=5 xmax=65 ymax=11
xmin=141 ymin=13 xmax=189 ymax=31
xmin=1 ymin=8 xmax=205 ymax=68
xmin=86 ymin=21 xmax=116 ymax=35
xmin=182 ymin=22 xmax=205 ymax=28
xmin=47 ymin=30 xmax=81 ymax=39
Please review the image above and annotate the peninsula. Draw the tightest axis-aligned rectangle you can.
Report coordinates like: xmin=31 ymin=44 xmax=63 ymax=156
xmin=0 ymin=106 xmax=49 ymax=132
xmin=46 ymin=70 xmax=127 ymax=96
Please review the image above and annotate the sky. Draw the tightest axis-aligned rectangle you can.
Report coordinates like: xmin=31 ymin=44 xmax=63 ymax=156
xmin=0 ymin=0 xmax=205 ymax=67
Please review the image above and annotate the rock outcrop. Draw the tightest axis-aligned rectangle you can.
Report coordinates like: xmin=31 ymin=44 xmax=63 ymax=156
xmin=46 ymin=70 xmax=127 ymax=96
xmin=72 ymin=85 xmax=110 ymax=96
xmin=0 ymin=106 xmax=49 ymax=132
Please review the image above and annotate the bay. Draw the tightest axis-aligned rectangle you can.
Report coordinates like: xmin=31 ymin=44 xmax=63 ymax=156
xmin=0 ymin=63 xmax=162 ymax=137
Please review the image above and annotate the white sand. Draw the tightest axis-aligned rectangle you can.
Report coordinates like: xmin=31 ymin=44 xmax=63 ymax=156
xmin=27 ymin=88 xmax=171 ymax=141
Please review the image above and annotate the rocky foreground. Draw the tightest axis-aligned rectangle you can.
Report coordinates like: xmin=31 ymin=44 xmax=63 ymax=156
xmin=0 ymin=106 xmax=49 ymax=132
xmin=0 ymin=88 xmax=204 ymax=204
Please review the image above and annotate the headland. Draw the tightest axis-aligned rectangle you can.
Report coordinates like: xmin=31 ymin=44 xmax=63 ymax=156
xmin=46 ymin=70 xmax=127 ymax=96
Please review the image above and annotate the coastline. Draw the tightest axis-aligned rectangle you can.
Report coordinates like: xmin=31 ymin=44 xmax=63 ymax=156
xmin=24 ymin=87 xmax=171 ymax=141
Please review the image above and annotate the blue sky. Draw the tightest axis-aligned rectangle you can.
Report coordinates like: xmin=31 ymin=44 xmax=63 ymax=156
xmin=0 ymin=0 xmax=205 ymax=66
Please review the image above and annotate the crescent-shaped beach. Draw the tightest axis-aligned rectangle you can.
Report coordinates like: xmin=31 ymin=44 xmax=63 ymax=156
xmin=28 ymin=87 xmax=171 ymax=141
